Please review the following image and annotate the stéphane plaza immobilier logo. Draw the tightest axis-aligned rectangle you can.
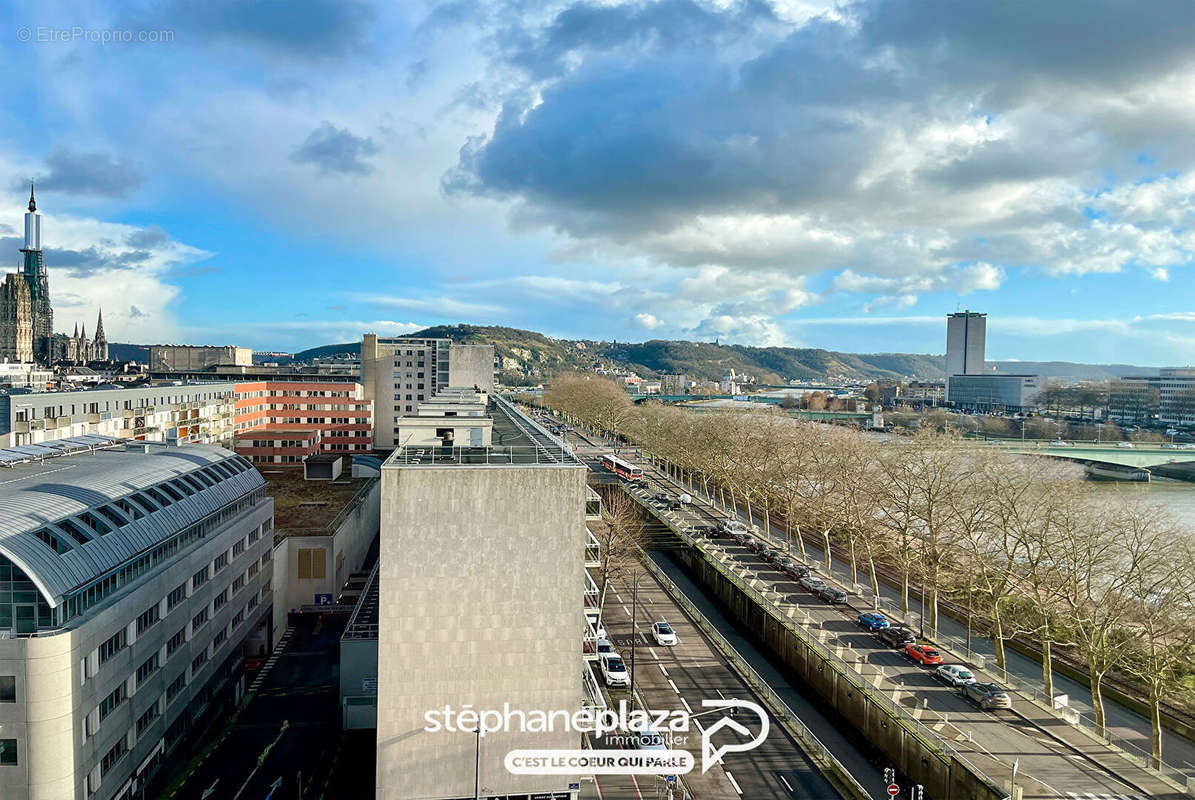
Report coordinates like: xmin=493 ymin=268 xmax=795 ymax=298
xmin=424 ymin=698 xmax=769 ymax=776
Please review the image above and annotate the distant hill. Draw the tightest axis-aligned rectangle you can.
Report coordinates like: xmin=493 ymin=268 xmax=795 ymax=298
xmin=119 ymin=326 xmax=1158 ymax=383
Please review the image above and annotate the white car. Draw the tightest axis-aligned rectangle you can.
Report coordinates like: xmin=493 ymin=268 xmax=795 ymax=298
xmin=723 ymin=519 xmax=749 ymax=534
xmin=935 ymin=664 xmax=977 ymax=687
xmin=1049 ymin=440 xmax=1071 ymax=447
xmin=600 ymin=654 xmax=630 ymax=687
xmin=799 ymin=575 xmax=827 ymax=592
xmin=651 ymin=621 xmax=678 ymax=646
xmin=1117 ymin=441 xmax=1135 ymax=448
xmin=595 ymin=638 xmax=615 ymax=657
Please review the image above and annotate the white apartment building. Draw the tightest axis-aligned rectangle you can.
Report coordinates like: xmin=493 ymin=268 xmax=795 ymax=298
xmin=0 ymin=438 xmax=274 ymax=800
xmin=360 ymin=334 xmax=495 ymax=449
xmin=0 ymin=362 xmax=53 ymax=389
xmin=0 ymin=384 xmax=237 ymax=449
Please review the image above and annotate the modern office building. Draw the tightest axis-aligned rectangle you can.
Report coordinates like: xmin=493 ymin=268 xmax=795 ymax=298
xmin=360 ymin=333 xmax=496 ymax=449
xmin=1108 ymin=368 xmax=1195 ymax=427
xmin=0 ymin=437 xmax=274 ymax=800
xmin=945 ymin=373 xmax=1045 ymax=412
xmin=0 ymin=362 xmax=53 ymax=389
xmin=659 ymin=373 xmax=687 ymax=394
xmin=232 ymin=380 xmax=372 ymax=463
xmin=945 ymin=311 xmax=986 ymax=377
xmin=148 ymin=345 xmax=252 ymax=373
xmin=0 ymin=384 xmax=238 ymax=449
xmin=348 ymin=395 xmax=586 ymax=799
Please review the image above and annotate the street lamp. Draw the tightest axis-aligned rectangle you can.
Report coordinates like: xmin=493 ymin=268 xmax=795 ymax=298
xmin=821 ymin=530 xmax=831 ymax=572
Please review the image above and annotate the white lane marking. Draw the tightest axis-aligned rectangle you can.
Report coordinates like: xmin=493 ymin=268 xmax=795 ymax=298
xmin=658 ymin=664 xmax=669 ymax=677
xmin=679 ymin=696 xmax=692 ymax=714
xmin=726 ymin=771 xmax=743 ymax=795
xmin=780 ymin=774 xmax=794 ymax=792
xmin=629 ymin=773 xmax=642 ymax=800
xmin=648 ymin=647 xmax=658 ymax=660
xmin=623 ymin=606 xmax=632 ymax=618
xmin=668 ymin=679 xmax=680 ymax=694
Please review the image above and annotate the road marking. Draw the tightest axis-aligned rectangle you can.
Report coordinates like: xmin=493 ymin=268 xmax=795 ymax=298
xmin=779 ymin=774 xmax=794 ymax=793
xmin=648 ymin=647 xmax=658 ymax=659
xmin=726 ymin=770 xmax=743 ymax=795
xmin=623 ymin=606 xmax=632 ymax=618
xmin=679 ymin=696 xmax=692 ymax=713
xmin=668 ymin=679 xmax=680 ymax=694
xmin=658 ymin=664 xmax=669 ymax=677
xmin=629 ymin=773 xmax=643 ymax=800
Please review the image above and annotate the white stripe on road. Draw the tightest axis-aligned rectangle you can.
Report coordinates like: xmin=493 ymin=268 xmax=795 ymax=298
xmin=623 ymin=606 xmax=632 ymax=617
xmin=780 ymin=774 xmax=794 ymax=792
xmin=679 ymin=696 xmax=692 ymax=713
xmin=668 ymin=679 xmax=680 ymax=694
xmin=726 ymin=771 xmax=743 ymax=795
xmin=657 ymin=664 xmax=669 ymax=677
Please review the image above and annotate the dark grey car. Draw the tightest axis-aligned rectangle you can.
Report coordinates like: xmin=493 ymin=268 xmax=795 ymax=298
xmin=963 ymin=682 xmax=1012 ymax=710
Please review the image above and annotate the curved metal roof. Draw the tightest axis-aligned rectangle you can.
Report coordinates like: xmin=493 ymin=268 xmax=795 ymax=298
xmin=0 ymin=442 xmax=265 ymax=606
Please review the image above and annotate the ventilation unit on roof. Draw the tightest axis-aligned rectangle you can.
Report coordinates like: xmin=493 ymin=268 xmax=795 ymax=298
xmin=125 ymin=444 xmax=151 ymax=454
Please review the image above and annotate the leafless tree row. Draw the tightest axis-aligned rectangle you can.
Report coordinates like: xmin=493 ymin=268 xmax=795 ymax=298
xmin=538 ymin=374 xmax=1195 ymax=765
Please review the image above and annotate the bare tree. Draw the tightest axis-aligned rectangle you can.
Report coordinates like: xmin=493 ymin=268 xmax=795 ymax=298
xmin=592 ymin=489 xmax=647 ymax=613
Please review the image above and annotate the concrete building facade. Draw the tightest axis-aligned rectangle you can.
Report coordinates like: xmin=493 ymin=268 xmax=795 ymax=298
xmin=370 ymin=396 xmax=586 ymax=799
xmin=232 ymin=380 xmax=372 ymax=464
xmin=946 ymin=373 xmax=1045 ymax=412
xmin=1109 ymin=368 xmax=1195 ymax=427
xmin=0 ymin=384 xmax=238 ymax=449
xmin=0 ymin=187 xmax=54 ymax=365
xmin=0 ymin=439 xmax=274 ymax=800
xmin=945 ymin=311 xmax=986 ymax=377
xmin=148 ymin=346 xmax=252 ymax=373
xmin=360 ymin=334 xmax=496 ymax=449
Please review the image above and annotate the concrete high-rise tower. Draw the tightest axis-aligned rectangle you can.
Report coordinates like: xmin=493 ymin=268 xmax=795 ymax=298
xmin=945 ymin=311 xmax=986 ymax=376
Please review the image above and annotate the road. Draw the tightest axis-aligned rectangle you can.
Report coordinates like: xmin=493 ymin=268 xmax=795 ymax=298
xmin=165 ymin=611 xmax=345 ymax=800
xmin=584 ymin=557 xmax=855 ymax=799
xmin=556 ymin=425 xmax=1182 ymax=800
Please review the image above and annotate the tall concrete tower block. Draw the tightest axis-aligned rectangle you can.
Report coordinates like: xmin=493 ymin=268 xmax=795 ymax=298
xmin=945 ymin=311 xmax=986 ymax=376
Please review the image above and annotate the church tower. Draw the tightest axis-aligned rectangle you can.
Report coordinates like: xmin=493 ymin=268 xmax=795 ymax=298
xmin=94 ymin=308 xmax=108 ymax=361
xmin=19 ymin=184 xmax=53 ymax=364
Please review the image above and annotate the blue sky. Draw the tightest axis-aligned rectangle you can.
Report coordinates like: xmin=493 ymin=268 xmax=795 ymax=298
xmin=2 ymin=0 xmax=1195 ymax=364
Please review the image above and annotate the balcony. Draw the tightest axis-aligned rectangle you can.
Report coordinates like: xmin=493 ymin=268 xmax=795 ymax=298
xmin=12 ymin=420 xmax=29 ymax=433
xmin=87 ymin=413 xmax=100 ymax=424
xmin=584 ymin=570 xmax=599 ymax=609
xmin=585 ymin=528 xmax=601 ymax=569
xmin=582 ymin=661 xmax=607 ymax=712
xmin=585 ymin=486 xmax=602 ymax=519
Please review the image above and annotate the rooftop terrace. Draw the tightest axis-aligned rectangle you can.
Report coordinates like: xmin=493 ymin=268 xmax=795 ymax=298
xmin=383 ymin=394 xmax=582 ymax=467
xmin=261 ymin=468 xmax=377 ymax=539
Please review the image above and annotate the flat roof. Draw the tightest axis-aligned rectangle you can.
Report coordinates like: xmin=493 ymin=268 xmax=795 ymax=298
xmin=383 ymin=395 xmax=582 ymax=468
xmin=263 ymin=469 xmax=375 ymax=537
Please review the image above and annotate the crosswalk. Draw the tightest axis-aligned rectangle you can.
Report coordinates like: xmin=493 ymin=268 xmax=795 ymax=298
xmin=248 ymin=625 xmax=294 ymax=694
xmin=1065 ymin=792 xmax=1148 ymax=800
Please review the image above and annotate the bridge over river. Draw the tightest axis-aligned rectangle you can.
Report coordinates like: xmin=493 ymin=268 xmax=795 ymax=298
xmin=982 ymin=440 xmax=1195 ymax=480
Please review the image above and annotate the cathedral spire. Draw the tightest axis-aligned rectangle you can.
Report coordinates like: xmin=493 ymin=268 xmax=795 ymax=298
xmin=95 ymin=308 xmax=105 ymax=340
xmin=27 ymin=182 xmax=36 ymax=213
xmin=73 ymin=322 xmax=78 ymax=338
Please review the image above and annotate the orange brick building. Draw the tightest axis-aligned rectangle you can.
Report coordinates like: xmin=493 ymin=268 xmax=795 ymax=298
xmin=232 ymin=381 xmax=372 ymax=464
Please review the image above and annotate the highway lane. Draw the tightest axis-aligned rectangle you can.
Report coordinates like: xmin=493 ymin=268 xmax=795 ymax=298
xmin=599 ymin=562 xmax=849 ymax=799
xmin=560 ymin=432 xmax=1178 ymax=800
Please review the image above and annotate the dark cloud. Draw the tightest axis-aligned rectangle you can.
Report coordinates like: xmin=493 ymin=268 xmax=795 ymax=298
xmin=38 ymin=246 xmax=152 ymax=277
xmin=132 ymin=0 xmax=376 ymax=58
xmin=447 ymin=0 xmax=1195 ymax=255
xmin=125 ymin=226 xmax=170 ymax=248
xmin=291 ymin=122 xmax=379 ymax=175
xmin=21 ymin=147 xmax=143 ymax=199
xmin=129 ymin=305 xmax=147 ymax=319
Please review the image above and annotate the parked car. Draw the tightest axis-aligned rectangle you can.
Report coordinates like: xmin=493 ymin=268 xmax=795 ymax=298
xmin=595 ymin=638 xmax=616 ymax=657
xmin=653 ymin=491 xmax=670 ymax=503
xmin=600 ymin=654 xmax=630 ymax=687
xmin=963 ymin=682 xmax=1013 ymax=710
xmin=722 ymin=519 xmax=749 ymax=534
xmin=759 ymin=546 xmax=778 ymax=562
xmin=783 ymin=559 xmax=812 ymax=576
xmin=651 ymin=621 xmax=678 ymax=646
xmin=815 ymin=585 xmax=848 ymax=603
xmin=799 ymin=575 xmax=827 ymax=592
xmin=1117 ymin=441 xmax=1135 ymax=448
xmin=935 ymin=664 xmax=977 ymax=687
xmin=857 ymin=612 xmax=891 ymax=631
xmin=877 ymin=626 xmax=917 ymax=647
xmin=1163 ymin=443 xmax=1180 ymax=449
xmin=906 ymin=643 xmax=944 ymax=665
xmin=1049 ymin=440 xmax=1071 ymax=447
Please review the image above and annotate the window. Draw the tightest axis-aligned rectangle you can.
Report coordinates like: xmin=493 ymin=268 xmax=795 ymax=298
xmin=214 ymin=552 xmax=229 ymax=573
xmin=191 ymin=650 xmax=208 ymax=674
xmin=166 ymin=673 xmax=186 ymax=702
xmin=297 ymin=548 xmax=325 ymax=580
xmin=136 ymin=654 xmax=159 ymax=686
xmin=99 ymin=683 xmax=126 ymax=720
xmin=0 ymin=739 xmax=16 ymax=766
xmin=191 ymin=608 xmax=209 ymax=633
xmin=34 ymin=529 xmax=70 ymax=554
xmin=167 ymin=628 xmax=187 ymax=657
xmin=167 ymin=583 xmax=187 ymax=611
xmin=136 ymin=604 xmax=160 ymax=635
xmin=101 ymin=737 xmax=128 ymax=776
xmin=232 ymin=609 xmax=245 ymax=629
xmin=212 ymin=627 xmax=227 ymax=650
xmin=98 ymin=630 xmax=127 ymax=665
xmin=233 ymin=538 xmax=246 ymax=557
xmin=136 ymin=703 xmax=160 ymax=737
xmin=232 ymin=574 xmax=245 ymax=594
xmin=213 ymin=588 xmax=229 ymax=612
xmin=192 ymin=566 xmax=209 ymax=590
xmin=56 ymin=518 xmax=92 ymax=545
xmin=0 ymin=676 xmax=14 ymax=703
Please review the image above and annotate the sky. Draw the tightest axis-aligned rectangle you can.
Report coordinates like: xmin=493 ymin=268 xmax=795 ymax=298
xmin=2 ymin=0 xmax=1195 ymax=365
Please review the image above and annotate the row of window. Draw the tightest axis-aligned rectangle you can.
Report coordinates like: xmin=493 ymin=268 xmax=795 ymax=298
xmin=31 ymin=457 xmax=254 ymax=560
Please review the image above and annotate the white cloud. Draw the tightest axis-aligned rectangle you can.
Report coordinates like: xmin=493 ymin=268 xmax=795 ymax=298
xmin=635 ymin=312 xmax=664 ymax=329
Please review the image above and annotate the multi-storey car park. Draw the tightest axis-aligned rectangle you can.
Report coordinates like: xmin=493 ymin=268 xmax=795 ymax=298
xmin=0 ymin=436 xmax=275 ymax=800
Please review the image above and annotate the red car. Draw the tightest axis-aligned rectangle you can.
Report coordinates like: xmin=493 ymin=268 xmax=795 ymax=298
xmin=906 ymin=643 xmax=943 ymax=665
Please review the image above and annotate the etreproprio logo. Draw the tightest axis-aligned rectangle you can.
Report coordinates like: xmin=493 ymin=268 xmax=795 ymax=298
xmin=424 ymin=698 xmax=769 ymax=775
